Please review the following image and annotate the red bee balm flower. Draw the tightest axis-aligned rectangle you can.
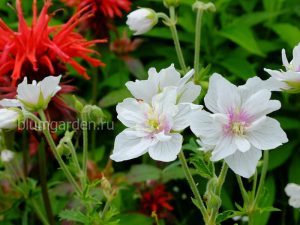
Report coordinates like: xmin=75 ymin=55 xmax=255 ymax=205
xmin=140 ymin=184 xmax=174 ymax=218
xmin=0 ymin=0 xmax=105 ymax=85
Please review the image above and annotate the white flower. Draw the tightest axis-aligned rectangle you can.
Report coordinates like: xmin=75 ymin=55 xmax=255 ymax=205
xmin=189 ymin=73 xmax=288 ymax=178
xmin=16 ymin=76 xmax=61 ymax=111
xmin=126 ymin=8 xmax=158 ymax=35
xmin=0 ymin=108 xmax=22 ymax=130
xmin=126 ymin=64 xmax=201 ymax=104
xmin=264 ymin=43 xmax=300 ymax=92
xmin=285 ymin=183 xmax=300 ymax=208
xmin=111 ymin=87 xmax=200 ymax=162
xmin=1 ymin=150 xmax=15 ymax=162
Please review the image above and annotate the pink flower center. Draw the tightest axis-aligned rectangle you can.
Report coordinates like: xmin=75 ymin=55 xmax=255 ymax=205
xmin=224 ymin=110 xmax=250 ymax=136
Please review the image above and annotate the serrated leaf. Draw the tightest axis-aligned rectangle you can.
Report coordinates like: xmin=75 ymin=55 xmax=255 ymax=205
xmin=59 ymin=209 xmax=89 ymax=224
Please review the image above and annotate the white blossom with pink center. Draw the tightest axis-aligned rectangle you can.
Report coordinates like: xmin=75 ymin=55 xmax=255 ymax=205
xmin=111 ymin=87 xmax=200 ymax=162
xmin=189 ymin=73 xmax=288 ymax=178
xmin=264 ymin=42 xmax=300 ymax=91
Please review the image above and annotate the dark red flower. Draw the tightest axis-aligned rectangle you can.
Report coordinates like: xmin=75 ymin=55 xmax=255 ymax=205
xmin=140 ymin=184 xmax=174 ymax=219
xmin=61 ymin=0 xmax=131 ymax=38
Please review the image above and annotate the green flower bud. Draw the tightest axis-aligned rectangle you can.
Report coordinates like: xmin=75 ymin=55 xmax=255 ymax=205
xmin=57 ymin=131 xmax=74 ymax=156
xmin=81 ymin=105 xmax=104 ymax=125
xmin=101 ymin=177 xmax=112 ymax=199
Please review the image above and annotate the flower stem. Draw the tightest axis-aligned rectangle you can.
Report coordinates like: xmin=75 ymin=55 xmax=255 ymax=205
xmin=81 ymin=113 xmax=89 ymax=185
xmin=253 ymin=151 xmax=269 ymax=206
xmin=168 ymin=7 xmax=187 ymax=73
xmin=29 ymin=199 xmax=50 ymax=225
xmin=194 ymin=9 xmax=203 ymax=78
xmin=236 ymin=175 xmax=248 ymax=202
xmin=38 ymin=141 xmax=55 ymax=225
xmin=178 ymin=151 xmax=208 ymax=220
xmin=38 ymin=110 xmax=82 ymax=195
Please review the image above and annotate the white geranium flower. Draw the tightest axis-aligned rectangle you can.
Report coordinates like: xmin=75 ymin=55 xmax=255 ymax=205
xmin=126 ymin=8 xmax=158 ymax=35
xmin=126 ymin=64 xmax=201 ymax=103
xmin=111 ymin=87 xmax=200 ymax=162
xmin=0 ymin=108 xmax=22 ymax=130
xmin=16 ymin=76 xmax=61 ymax=111
xmin=285 ymin=183 xmax=300 ymax=208
xmin=264 ymin=43 xmax=300 ymax=92
xmin=1 ymin=150 xmax=15 ymax=162
xmin=189 ymin=73 xmax=288 ymax=178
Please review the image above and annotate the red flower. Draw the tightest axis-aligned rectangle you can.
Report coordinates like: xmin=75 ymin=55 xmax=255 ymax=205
xmin=0 ymin=0 xmax=105 ymax=86
xmin=61 ymin=0 xmax=131 ymax=38
xmin=140 ymin=184 xmax=174 ymax=218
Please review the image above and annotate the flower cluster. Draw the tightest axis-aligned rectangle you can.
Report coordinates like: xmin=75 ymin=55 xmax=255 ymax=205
xmin=112 ymin=64 xmax=288 ymax=179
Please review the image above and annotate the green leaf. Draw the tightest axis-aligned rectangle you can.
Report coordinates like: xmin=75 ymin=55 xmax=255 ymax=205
xmin=162 ymin=162 xmax=186 ymax=182
xmin=219 ymin=25 xmax=264 ymax=56
xmin=99 ymin=88 xmax=131 ymax=108
xmin=190 ymin=151 xmax=214 ymax=179
xmin=263 ymin=0 xmax=284 ymax=12
xmin=216 ymin=210 xmax=244 ymax=223
xmin=269 ymin=23 xmax=300 ymax=48
xmin=220 ymin=56 xmax=256 ymax=80
xmin=117 ymin=214 xmax=153 ymax=225
xmin=268 ymin=142 xmax=296 ymax=170
xmin=59 ymin=209 xmax=89 ymax=224
xmin=127 ymin=164 xmax=161 ymax=183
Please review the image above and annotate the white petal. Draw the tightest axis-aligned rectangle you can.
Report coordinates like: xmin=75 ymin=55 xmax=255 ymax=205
xmin=0 ymin=109 xmax=19 ymax=129
xmin=247 ymin=117 xmax=288 ymax=150
xmin=211 ymin=136 xmax=237 ymax=161
xmin=205 ymin=73 xmax=240 ymax=113
xmin=152 ymin=87 xmax=177 ymax=116
xmin=116 ymin=98 xmax=149 ymax=128
xmin=148 ymin=133 xmax=182 ymax=162
xmin=172 ymin=103 xmax=202 ymax=131
xmin=178 ymin=81 xmax=201 ymax=103
xmin=0 ymin=99 xmax=23 ymax=108
xmin=125 ymin=78 xmax=158 ymax=103
xmin=282 ymin=49 xmax=289 ymax=70
xmin=235 ymin=136 xmax=251 ymax=152
xmin=291 ymin=43 xmax=300 ymax=70
xmin=110 ymin=129 xmax=156 ymax=162
xmin=189 ymin=110 xmax=221 ymax=146
xmin=157 ymin=64 xmax=181 ymax=89
xmin=225 ymin=147 xmax=262 ymax=178
xmin=40 ymin=75 xmax=62 ymax=100
xmin=242 ymin=89 xmax=281 ymax=119
xmin=285 ymin=183 xmax=300 ymax=197
xmin=17 ymin=77 xmax=40 ymax=105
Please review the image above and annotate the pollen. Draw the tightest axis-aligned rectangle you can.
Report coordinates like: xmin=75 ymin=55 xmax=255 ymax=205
xmin=231 ymin=122 xmax=245 ymax=136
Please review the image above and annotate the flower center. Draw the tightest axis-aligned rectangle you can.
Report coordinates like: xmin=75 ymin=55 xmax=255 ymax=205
xmin=231 ymin=121 xmax=245 ymax=135
xmin=148 ymin=118 xmax=160 ymax=131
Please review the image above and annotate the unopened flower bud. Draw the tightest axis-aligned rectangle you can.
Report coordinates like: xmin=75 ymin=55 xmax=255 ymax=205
xmin=0 ymin=108 xmax=23 ymax=130
xmin=81 ymin=105 xmax=104 ymax=125
xmin=163 ymin=0 xmax=180 ymax=8
xmin=193 ymin=1 xmax=216 ymax=12
xmin=126 ymin=8 xmax=158 ymax=35
xmin=57 ymin=131 xmax=74 ymax=156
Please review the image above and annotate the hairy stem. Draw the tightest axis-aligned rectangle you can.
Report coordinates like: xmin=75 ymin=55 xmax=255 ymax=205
xmin=82 ymin=113 xmax=89 ymax=185
xmin=178 ymin=151 xmax=208 ymax=220
xmin=38 ymin=110 xmax=82 ymax=195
